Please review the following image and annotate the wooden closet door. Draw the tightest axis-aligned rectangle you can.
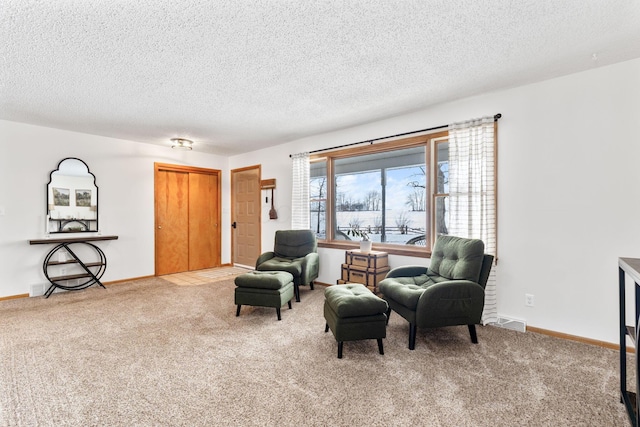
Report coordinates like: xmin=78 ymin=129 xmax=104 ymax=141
xmin=155 ymin=163 xmax=221 ymax=276
xmin=189 ymin=172 xmax=219 ymax=270
xmin=155 ymin=169 xmax=190 ymax=275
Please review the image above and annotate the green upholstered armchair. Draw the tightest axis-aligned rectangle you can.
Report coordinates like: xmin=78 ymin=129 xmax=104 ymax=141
xmin=378 ymin=235 xmax=494 ymax=350
xmin=255 ymin=230 xmax=320 ymax=302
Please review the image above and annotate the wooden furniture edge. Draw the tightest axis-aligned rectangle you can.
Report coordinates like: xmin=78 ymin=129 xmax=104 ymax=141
xmin=29 ymin=235 xmax=119 ymax=244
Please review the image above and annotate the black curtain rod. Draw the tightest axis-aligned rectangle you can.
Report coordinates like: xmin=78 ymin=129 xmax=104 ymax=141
xmin=290 ymin=113 xmax=501 ymax=157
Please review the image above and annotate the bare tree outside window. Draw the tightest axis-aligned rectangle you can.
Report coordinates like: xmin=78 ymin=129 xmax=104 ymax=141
xmin=373 ymin=215 xmax=382 ymax=234
xmin=395 ymin=211 xmax=411 ymax=234
xmin=364 ymin=191 xmax=381 ymax=211
xmin=406 ymin=166 xmax=426 ymax=212
xmin=310 ymin=176 xmax=326 ymax=235
xmin=406 ymin=188 xmax=425 ymax=211
xmin=436 ymin=163 xmax=448 ymax=235
xmin=432 ymin=140 xmax=450 ymax=237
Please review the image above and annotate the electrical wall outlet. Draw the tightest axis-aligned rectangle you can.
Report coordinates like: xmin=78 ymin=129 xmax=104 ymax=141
xmin=525 ymin=293 xmax=535 ymax=307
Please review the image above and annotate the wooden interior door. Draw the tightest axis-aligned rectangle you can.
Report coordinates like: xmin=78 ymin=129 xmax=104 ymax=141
xmin=231 ymin=166 xmax=261 ymax=268
xmin=155 ymin=163 xmax=221 ymax=276
xmin=155 ymin=169 xmax=190 ymax=275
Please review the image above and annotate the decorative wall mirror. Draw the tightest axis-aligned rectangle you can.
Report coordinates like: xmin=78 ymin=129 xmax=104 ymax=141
xmin=46 ymin=158 xmax=98 ymax=233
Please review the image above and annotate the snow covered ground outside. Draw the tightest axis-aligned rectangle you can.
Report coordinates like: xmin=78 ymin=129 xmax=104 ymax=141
xmin=311 ymin=210 xmax=429 ymax=245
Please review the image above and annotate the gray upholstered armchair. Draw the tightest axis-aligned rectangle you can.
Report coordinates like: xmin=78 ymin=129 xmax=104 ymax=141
xmin=256 ymin=230 xmax=320 ymax=302
xmin=378 ymin=235 xmax=493 ymax=350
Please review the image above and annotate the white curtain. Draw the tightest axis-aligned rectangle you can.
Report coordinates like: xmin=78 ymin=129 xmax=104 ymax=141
xmin=291 ymin=152 xmax=310 ymax=230
xmin=448 ymin=116 xmax=497 ymax=325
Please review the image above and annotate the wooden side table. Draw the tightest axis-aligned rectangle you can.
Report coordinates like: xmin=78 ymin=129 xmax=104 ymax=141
xmin=339 ymin=250 xmax=390 ymax=293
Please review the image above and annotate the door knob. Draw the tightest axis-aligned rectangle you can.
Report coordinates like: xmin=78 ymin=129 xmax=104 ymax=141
xmin=231 ymin=221 xmax=237 ymax=229
xmin=158 ymin=226 xmax=162 ymax=229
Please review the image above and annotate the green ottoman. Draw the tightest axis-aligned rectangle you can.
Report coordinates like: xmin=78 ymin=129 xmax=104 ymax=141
xmin=324 ymin=283 xmax=389 ymax=358
xmin=235 ymin=271 xmax=295 ymax=321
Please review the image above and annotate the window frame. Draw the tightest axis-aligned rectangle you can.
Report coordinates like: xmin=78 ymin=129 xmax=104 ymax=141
xmin=312 ymin=130 xmax=448 ymax=258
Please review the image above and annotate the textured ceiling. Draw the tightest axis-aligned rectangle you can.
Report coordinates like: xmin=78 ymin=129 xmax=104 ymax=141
xmin=2 ymin=1 xmax=640 ymax=155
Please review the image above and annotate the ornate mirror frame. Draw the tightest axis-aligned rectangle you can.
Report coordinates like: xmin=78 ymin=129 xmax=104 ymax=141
xmin=46 ymin=158 xmax=98 ymax=233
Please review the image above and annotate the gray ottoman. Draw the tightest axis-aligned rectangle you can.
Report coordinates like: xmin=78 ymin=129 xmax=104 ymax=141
xmin=235 ymin=271 xmax=295 ymax=321
xmin=324 ymin=283 xmax=388 ymax=358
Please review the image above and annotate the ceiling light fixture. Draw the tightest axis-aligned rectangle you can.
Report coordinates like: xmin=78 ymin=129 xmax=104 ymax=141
xmin=171 ymin=138 xmax=193 ymax=150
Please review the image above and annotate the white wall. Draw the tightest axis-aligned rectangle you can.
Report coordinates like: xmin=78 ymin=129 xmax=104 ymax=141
xmin=3 ymin=57 xmax=638 ymax=344
xmin=0 ymin=121 xmax=232 ymax=298
xmin=231 ymin=57 xmax=640 ymax=345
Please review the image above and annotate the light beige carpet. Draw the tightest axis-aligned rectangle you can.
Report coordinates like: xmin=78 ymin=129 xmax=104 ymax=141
xmin=0 ymin=277 xmax=631 ymax=426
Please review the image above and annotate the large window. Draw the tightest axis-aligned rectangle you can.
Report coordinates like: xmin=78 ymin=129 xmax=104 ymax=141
xmin=310 ymin=131 xmax=449 ymax=255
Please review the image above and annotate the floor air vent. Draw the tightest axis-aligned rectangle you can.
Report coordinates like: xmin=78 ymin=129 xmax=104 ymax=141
xmin=494 ymin=316 xmax=526 ymax=333
xmin=30 ymin=283 xmax=45 ymax=297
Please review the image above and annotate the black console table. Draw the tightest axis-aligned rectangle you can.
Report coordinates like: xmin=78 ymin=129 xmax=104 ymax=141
xmin=619 ymin=257 xmax=640 ymax=426
xmin=29 ymin=235 xmax=118 ymax=298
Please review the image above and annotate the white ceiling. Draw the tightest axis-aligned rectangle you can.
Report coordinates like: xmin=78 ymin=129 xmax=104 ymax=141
xmin=2 ymin=1 xmax=640 ymax=155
